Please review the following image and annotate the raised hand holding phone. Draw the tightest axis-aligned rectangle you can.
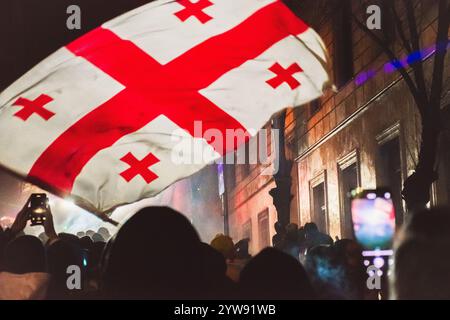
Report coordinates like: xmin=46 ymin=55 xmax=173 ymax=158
xmin=10 ymin=193 xmax=58 ymax=242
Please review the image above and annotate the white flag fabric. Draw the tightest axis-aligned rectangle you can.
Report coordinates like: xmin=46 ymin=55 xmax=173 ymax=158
xmin=0 ymin=0 xmax=329 ymax=218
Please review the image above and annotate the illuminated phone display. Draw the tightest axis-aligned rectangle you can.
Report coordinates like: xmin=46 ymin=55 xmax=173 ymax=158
xmin=29 ymin=193 xmax=49 ymax=226
xmin=351 ymin=189 xmax=396 ymax=251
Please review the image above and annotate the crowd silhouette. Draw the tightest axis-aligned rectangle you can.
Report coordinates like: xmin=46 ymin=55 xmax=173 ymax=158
xmin=1 ymin=198 xmax=450 ymax=300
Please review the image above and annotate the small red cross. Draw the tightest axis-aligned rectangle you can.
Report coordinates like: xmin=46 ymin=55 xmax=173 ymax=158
xmin=266 ymin=62 xmax=303 ymax=90
xmin=175 ymin=0 xmax=213 ymax=24
xmin=120 ymin=152 xmax=160 ymax=184
xmin=13 ymin=94 xmax=55 ymax=121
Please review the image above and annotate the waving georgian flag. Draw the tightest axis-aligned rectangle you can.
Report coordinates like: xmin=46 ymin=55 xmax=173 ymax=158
xmin=0 ymin=0 xmax=329 ymax=219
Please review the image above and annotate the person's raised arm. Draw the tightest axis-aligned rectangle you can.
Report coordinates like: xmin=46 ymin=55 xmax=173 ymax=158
xmin=9 ymin=197 xmax=31 ymax=237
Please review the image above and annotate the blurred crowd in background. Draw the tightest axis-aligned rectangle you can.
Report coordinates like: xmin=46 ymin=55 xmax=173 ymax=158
xmin=1 ymin=200 xmax=450 ymax=300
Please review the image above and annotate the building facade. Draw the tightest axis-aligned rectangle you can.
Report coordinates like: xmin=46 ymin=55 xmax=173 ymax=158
xmin=226 ymin=0 xmax=450 ymax=255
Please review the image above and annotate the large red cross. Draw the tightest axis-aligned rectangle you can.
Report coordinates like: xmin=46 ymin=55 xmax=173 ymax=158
xmin=28 ymin=1 xmax=307 ymax=194
xmin=266 ymin=62 xmax=303 ymax=90
xmin=120 ymin=152 xmax=159 ymax=183
xmin=175 ymin=0 xmax=214 ymax=24
xmin=13 ymin=94 xmax=55 ymax=121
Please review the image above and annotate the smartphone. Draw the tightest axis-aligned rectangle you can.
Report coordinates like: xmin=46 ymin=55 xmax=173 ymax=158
xmin=351 ymin=188 xmax=396 ymax=251
xmin=29 ymin=193 xmax=49 ymax=226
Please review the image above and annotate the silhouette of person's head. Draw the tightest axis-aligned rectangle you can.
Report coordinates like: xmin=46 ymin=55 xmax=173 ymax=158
xmin=97 ymin=227 xmax=110 ymax=240
xmin=298 ymin=227 xmax=306 ymax=243
xmin=392 ymin=207 xmax=450 ymax=299
xmin=4 ymin=235 xmax=45 ymax=274
xmin=286 ymin=223 xmax=299 ymax=242
xmin=274 ymin=222 xmax=285 ymax=234
xmin=304 ymin=222 xmax=318 ymax=233
xmin=239 ymin=248 xmax=315 ymax=300
xmin=101 ymin=206 xmax=205 ymax=299
xmin=86 ymin=230 xmax=95 ymax=238
xmin=210 ymin=234 xmax=235 ymax=260
xmin=92 ymin=233 xmax=105 ymax=243
xmin=58 ymin=233 xmax=80 ymax=246
xmin=76 ymin=231 xmax=85 ymax=238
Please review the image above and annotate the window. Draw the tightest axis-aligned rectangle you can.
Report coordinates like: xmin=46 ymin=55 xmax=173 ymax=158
xmin=379 ymin=137 xmax=404 ymax=226
xmin=258 ymin=210 xmax=270 ymax=250
xmin=338 ymin=152 xmax=360 ymax=239
xmin=333 ymin=0 xmax=353 ymax=88
xmin=310 ymin=172 xmax=328 ymax=233
xmin=377 ymin=124 xmax=405 ymax=226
